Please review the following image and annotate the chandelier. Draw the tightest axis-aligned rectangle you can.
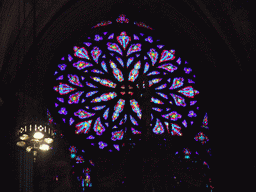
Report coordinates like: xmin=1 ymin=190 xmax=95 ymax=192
xmin=16 ymin=123 xmax=56 ymax=162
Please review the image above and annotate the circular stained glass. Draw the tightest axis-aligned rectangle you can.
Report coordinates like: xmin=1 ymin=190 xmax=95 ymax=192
xmin=48 ymin=16 xmax=200 ymax=152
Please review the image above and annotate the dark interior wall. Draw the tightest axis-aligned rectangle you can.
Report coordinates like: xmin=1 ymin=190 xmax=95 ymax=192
xmin=1 ymin=0 xmax=255 ymax=191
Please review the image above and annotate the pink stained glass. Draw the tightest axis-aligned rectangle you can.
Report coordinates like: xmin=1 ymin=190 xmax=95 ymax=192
xmin=188 ymin=79 xmax=195 ymax=84
xmin=91 ymin=76 xmax=117 ymax=88
xmin=114 ymin=144 xmax=120 ymax=151
xmin=73 ymin=61 xmax=93 ymax=70
xmin=92 ymin=21 xmax=112 ymax=28
xmin=91 ymin=47 xmax=102 ymax=64
xmin=111 ymin=130 xmax=124 ymax=141
xmin=188 ymin=110 xmax=197 ymax=118
xmin=201 ymin=113 xmax=209 ymax=129
xmin=162 ymin=111 xmax=182 ymax=121
xmin=57 ymin=97 xmax=64 ymax=103
xmin=74 ymin=109 xmax=95 ymax=119
xmin=151 ymin=97 xmax=164 ymax=104
xmin=75 ymin=120 xmax=93 ymax=134
xmin=147 ymin=71 xmax=160 ymax=76
xmin=153 ymin=119 xmax=164 ymax=134
xmin=149 ymin=78 xmax=162 ymax=87
xmin=164 ymin=122 xmax=170 ymax=134
xmin=91 ymin=92 xmax=117 ymax=103
xmin=116 ymin=14 xmax=129 ymax=23
xmin=109 ymin=60 xmax=124 ymax=82
xmin=169 ymin=77 xmax=184 ymax=90
xmin=84 ymin=42 xmax=92 ymax=47
xmin=68 ymin=91 xmax=84 ymax=104
xmin=152 ymin=107 xmax=163 ymax=112
xmin=117 ymin=32 xmax=131 ymax=50
xmin=92 ymin=106 xmax=105 ymax=111
xmin=194 ymin=132 xmax=209 ymax=144
xmin=69 ymin=146 xmax=77 ymax=153
xmin=85 ymin=81 xmax=98 ymax=88
xmin=182 ymin=119 xmax=187 ymax=128
xmin=176 ymin=57 xmax=181 ymax=65
xmin=91 ymin=69 xmax=104 ymax=74
xmin=112 ymin=99 xmax=125 ymax=122
xmin=134 ymin=34 xmax=139 ymax=40
xmin=130 ymin=115 xmax=138 ymax=126
xmin=147 ymin=49 xmax=158 ymax=66
xmin=171 ymin=123 xmax=182 ymax=136
xmin=143 ymin=62 xmax=150 ymax=73
xmin=107 ymin=42 xmax=122 ymax=55
xmin=103 ymin=108 xmax=109 ymax=120
xmin=130 ymin=99 xmax=142 ymax=119
xmin=58 ymin=107 xmax=67 ymax=115
xmin=54 ymin=83 xmax=77 ymax=95
xmin=127 ymin=44 xmax=141 ymax=56
xmin=155 ymin=83 xmax=167 ymax=90
xmin=116 ymin=57 xmax=124 ymax=67
xmin=134 ymin=22 xmax=153 ymax=30
xmin=170 ymin=93 xmax=186 ymax=107
xmin=73 ymin=46 xmax=90 ymax=60
xmin=128 ymin=61 xmax=141 ymax=82
xmin=145 ymin=36 xmax=153 ymax=43
xmin=94 ymin=35 xmax=103 ymax=41
xmin=56 ymin=75 xmax=63 ymax=80
xmin=157 ymin=63 xmax=177 ymax=73
xmin=159 ymin=50 xmax=175 ymax=63
xmin=178 ymin=86 xmax=196 ymax=98
xmin=98 ymin=141 xmax=107 ymax=149
xmin=69 ymin=117 xmax=74 ymax=125
xmin=127 ymin=57 xmax=134 ymax=68
xmin=58 ymin=64 xmax=67 ymax=71
xmin=131 ymin=127 xmax=141 ymax=134
xmin=68 ymin=74 xmax=83 ymax=87
xmin=93 ymin=117 xmax=105 ymax=136
xmin=76 ymin=156 xmax=84 ymax=163
xmin=156 ymin=92 xmax=168 ymax=99
xmin=184 ymin=67 xmax=192 ymax=74
xmin=101 ymin=61 xmax=108 ymax=72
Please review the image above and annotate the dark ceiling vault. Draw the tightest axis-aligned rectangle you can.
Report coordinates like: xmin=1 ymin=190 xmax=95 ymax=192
xmin=1 ymin=0 xmax=255 ymax=191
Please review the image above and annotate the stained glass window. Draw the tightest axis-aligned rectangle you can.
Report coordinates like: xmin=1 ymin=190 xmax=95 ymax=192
xmin=50 ymin=14 xmax=205 ymax=153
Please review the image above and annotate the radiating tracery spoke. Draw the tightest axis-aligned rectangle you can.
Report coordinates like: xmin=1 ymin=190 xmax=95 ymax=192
xmin=53 ymin=27 xmax=201 ymax=151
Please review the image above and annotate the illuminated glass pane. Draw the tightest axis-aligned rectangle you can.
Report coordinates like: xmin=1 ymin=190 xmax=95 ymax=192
xmin=112 ymin=99 xmax=125 ymax=122
xmin=130 ymin=99 xmax=142 ymax=119
xmin=91 ymin=47 xmax=102 ymax=63
xmin=107 ymin=42 xmax=122 ymax=55
xmin=147 ymin=49 xmax=158 ymax=66
xmin=74 ymin=109 xmax=95 ymax=119
xmin=68 ymin=74 xmax=83 ymax=87
xmin=73 ymin=46 xmax=90 ymax=60
xmin=93 ymin=117 xmax=105 ymax=135
xmin=159 ymin=50 xmax=175 ymax=63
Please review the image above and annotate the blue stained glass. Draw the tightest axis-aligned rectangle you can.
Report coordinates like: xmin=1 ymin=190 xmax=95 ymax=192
xmin=130 ymin=115 xmax=138 ymax=125
xmin=68 ymin=54 xmax=73 ymax=62
xmin=101 ymin=61 xmax=108 ymax=72
xmin=156 ymin=92 xmax=168 ymax=99
xmin=58 ymin=64 xmax=67 ymax=71
xmin=188 ymin=79 xmax=195 ymax=84
xmin=140 ymin=33 xmax=144 ymax=36
xmin=83 ymin=42 xmax=92 ymax=47
xmin=69 ymin=118 xmax=74 ymax=125
xmin=143 ymin=62 xmax=150 ymax=73
xmin=86 ymin=91 xmax=98 ymax=97
xmin=134 ymin=34 xmax=139 ymax=40
xmin=57 ymin=97 xmax=64 ymax=103
xmin=127 ymin=57 xmax=134 ymax=68
xmin=56 ymin=75 xmax=63 ymax=80
xmin=155 ymin=84 xmax=167 ymax=90
xmin=86 ymin=82 xmax=98 ymax=88
xmin=147 ymin=71 xmax=160 ymax=76
xmin=103 ymin=108 xmax=109 ymax=120
xmin=157 ymin=45 xmax=164 ymax=49
xmin=108 ymin=33 xmax=114 ymax=39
